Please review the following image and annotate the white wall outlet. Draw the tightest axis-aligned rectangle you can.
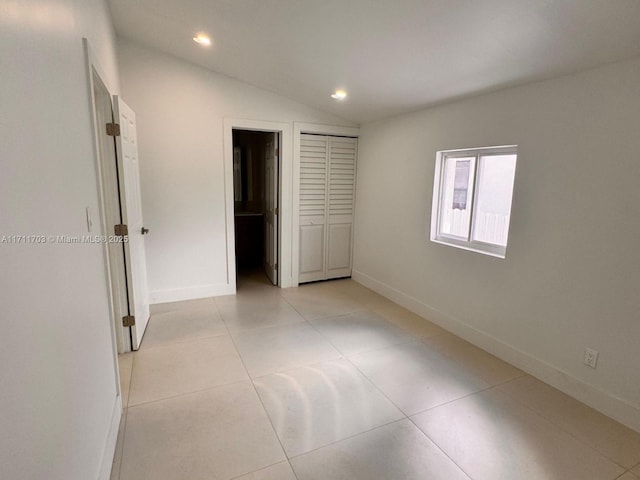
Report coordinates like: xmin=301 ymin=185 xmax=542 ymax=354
xmin=583 ymin=347 xmax=599 ymax=369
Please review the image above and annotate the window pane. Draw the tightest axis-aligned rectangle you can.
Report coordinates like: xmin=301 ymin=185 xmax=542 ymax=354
xmin=471 ymin=154 xmax=517 ymax=246
xmin=439 ymin=156 xmax=476 ymax=239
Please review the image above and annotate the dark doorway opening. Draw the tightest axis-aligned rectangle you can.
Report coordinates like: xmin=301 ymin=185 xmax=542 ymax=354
xmin=232 ymin=129 xmax=279 ymax=285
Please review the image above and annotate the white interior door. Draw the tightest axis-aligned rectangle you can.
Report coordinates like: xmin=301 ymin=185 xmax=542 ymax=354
xmin=299 ymin=134 xmax=328 ymax=283
xmin=264 ymin=133 xmax=278 ymax=285
xmin=113 ymin=96 xmax=150 ymax=350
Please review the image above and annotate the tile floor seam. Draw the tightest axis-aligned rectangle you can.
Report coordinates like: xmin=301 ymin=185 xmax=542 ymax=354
xmin=220 ymin=310 xmax=294 ymax=479
xmin=124 ymin=353 xmax=134 ymax=408
xmin=405 ymin=384 xmax=500 ymax=418
xmin=137 ymin=331 xmax=229 ymax=352
xmin=404 ymin=414 xmax=475 ymax=480
xmin=225 ymin=318 xmax=315 ymax=338
xmin=300 ymin=307 xmax=415 ymax=361
xmin=339 ymin=355 xmax=411 ymax=421
xmin=495 ymin=384 xmax=634 ymax=473
xmin=221 ymin=314 xmax=309 ymax=337
xmin=495 ymin=380 xmax=637 ymax=471
xmin=279 ymin=291 xmax=365 ymax=323
xmin=227 ymin=460 xmax=299 ymax=480
xmin=126 ymin=378 xmax=252 ymax=410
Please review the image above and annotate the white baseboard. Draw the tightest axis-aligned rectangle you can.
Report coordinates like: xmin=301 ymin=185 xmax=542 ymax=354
xmin=149 ymin=283 xmax=235 ymax=304
xmin=97 ymin=395 xmax=122 ymax=480
xmin=352 ymin=269 xmax=640 ymax=433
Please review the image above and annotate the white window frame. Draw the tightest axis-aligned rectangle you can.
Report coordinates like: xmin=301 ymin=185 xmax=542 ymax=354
xmin=430 ymin=145 xmax=517 ymax=258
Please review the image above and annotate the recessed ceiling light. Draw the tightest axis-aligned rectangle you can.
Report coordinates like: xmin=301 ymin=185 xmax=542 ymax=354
xmin=331 ymin=89 xmax=347 ymax=100
xmin=193 ymin=33 xmax=212 ymax=46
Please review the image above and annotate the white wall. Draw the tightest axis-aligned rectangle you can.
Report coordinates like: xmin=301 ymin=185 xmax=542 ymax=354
xmin=0 ymin=1 xmax=122 ymax=478
xmin=117 ymin=39 xmax=354 ymax=303
xmin=353 ymin=57 xmax=640 ymax=431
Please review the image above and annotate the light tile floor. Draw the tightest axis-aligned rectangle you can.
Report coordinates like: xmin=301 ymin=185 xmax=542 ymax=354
xmin=111 ymin=272 xmax=640 ymax=480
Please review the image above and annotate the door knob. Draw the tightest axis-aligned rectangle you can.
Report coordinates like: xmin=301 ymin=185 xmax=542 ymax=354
xmin=141 ymin=227 xmax=149 ymax=235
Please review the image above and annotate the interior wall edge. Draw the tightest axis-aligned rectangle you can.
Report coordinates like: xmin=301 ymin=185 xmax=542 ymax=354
xmin=352 ymin=269 xmax=640 ymax=433
xmin=97 ymin=396 xmax=123 ymax=480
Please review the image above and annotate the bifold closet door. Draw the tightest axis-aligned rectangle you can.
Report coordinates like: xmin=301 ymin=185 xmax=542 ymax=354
xmin=299 ymin=134 xmax=328 ymax=283
xmin=298 ymin=134 xmax=357 ymax=284
xmin=326 ymin=137 xmax=357 ymax=279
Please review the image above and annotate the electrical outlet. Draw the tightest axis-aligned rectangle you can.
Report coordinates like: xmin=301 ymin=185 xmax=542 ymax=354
xmin=583 ymin=347 xmax=599 ymax=369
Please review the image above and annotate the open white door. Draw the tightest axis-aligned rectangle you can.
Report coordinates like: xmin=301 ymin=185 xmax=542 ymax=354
xmin=264 ymin=133 xmax=279 ymax=285
xmin=113 ymin=96 xmax=150 ymax=350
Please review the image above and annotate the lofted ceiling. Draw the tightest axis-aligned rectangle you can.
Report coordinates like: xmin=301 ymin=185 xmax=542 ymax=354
xmin=109 ymin=0 xmax=640 ymax=124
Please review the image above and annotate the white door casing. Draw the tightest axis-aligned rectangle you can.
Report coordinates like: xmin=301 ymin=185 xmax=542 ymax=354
xmin=264 ymin=133 xmax=279 ymax=285
xmin=113 ymin=96 xmax=150 ymax=350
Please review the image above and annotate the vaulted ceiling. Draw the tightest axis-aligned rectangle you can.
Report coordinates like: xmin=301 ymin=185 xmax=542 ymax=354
xmin=109 ymin=0 xmax=640 ymax=124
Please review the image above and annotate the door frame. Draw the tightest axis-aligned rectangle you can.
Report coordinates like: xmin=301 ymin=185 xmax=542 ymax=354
xmin=292 ymin=122 xmax=359 ymax=286
xmin=223 ymin=119 xmax=291 ymax=290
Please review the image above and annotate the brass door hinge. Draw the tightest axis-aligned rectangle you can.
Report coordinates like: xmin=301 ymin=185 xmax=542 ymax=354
xmin=114 ymin=224 xmax=128 ymax=236
xmin=122 ymin=315 xmax=135 ymax=327
xmin=275 ymin=263 xmax=278 ymax=270
xmin=106 ymin=122 xmax=121 ymax=137
xmin=274 ymin=207 xmax=279 ymax=216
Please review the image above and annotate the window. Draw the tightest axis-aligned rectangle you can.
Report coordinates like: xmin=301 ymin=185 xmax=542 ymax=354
xmin=430 ymin=145 xmax=517 ymax=258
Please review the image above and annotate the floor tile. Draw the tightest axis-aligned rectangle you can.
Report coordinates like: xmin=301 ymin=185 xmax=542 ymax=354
xmin=290 ymin=419 xmax=470 ymax=480
xmin=218 ymin=300 xmax=305 ymax=335
xmin=234 ymin=323 xmax=341 ymax=378
xmin=329 ymin=279 xmax=390 ymax=307
xmin=368 ymin=302 xmax=447 ymax=339
xmin=422 ymin=334 xmax=524 ymax=386
xmin=140 ymin=308 xmax=227 ymax=349
xmin=254 ymin=358 xmax=403 ymax=457
xmin=349 ymin=342 xmax=488 ymax=415
xmin=118 ymin=353 xmax=134 ymax=407
xmin=128 ymin=336 xmax=248 ymax=406
xmin=150 ymin=297 xmax=217 ymax=316
xmin=120 ymin=382 xmax=286 ymax=480
xmin=412 ymin=388 xmax=625 ymax=480
xmin=618 ymin=472 xmax=640 ymax=480
xmin=232 ymin=461 xmax=297 ymax=480
xmin=498 ymin=375 xmax=640 ymax=468
xmin=282 ymin=286 xmax=365 ymax=321
xmin=310 ymin=311 xmax=415 ymax=356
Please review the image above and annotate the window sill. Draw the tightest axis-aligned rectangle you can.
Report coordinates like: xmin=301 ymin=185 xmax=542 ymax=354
xmin=430 ymin=236 xmax=507 ymax=259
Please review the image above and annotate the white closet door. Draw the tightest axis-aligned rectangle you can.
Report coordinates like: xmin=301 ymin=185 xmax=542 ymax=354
xmin=326 ymin=137 xmax=357 ymax=279
xmin=298 ymin=134 xmax=328 ymax=283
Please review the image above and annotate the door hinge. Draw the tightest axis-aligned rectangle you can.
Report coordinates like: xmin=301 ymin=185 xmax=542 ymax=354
xmin=275 ymin=207 xmax=279 ymax=216
xmin=275 ymin=263 xmax=278 ymax=270
xmin=114 ymin=224 xmax=128 ymax=236
xmin=122 ymin=315 xmax=135 ymax=327
xmin=106 ymin=122 xmax=121 ymax=137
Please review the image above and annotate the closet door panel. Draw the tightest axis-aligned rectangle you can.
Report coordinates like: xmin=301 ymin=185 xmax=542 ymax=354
xmin=299 ymin=134 xmax=328 ymax=283
xmin=326 ymin=223 xmax=352 ymax=278
xmin=326 ymin=137 xmax=357 ymax=280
